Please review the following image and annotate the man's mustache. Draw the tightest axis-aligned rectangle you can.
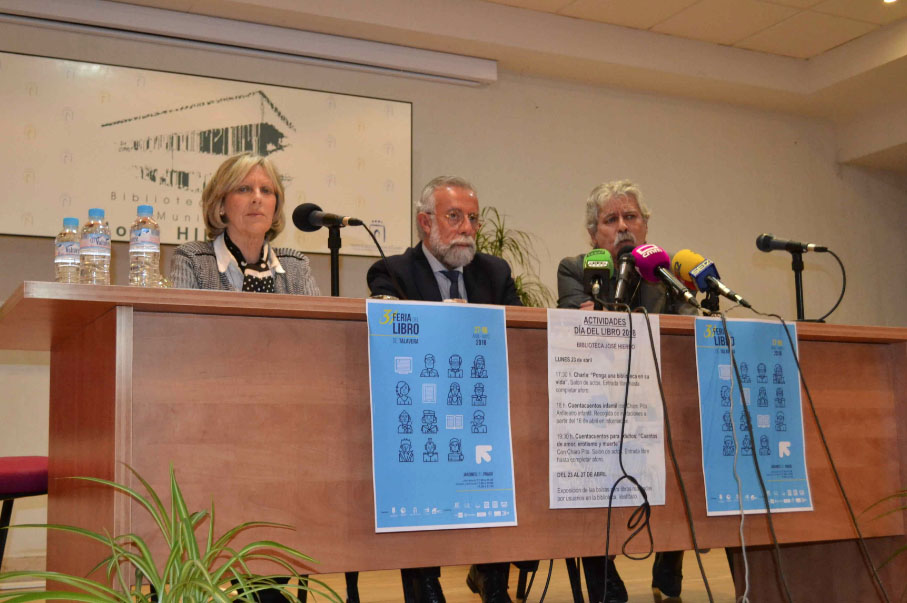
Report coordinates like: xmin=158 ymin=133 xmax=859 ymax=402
xmin=449 ymin=236 xmax=476 ymax=248
xmin=615 ymin=232 xmax=636 ymax=246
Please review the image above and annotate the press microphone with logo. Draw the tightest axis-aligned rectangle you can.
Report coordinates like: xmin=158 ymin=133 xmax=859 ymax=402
xmin=756 ymin=233 xmax=827 ymax=253
xmin=613 ymin=244 xmax=637 ymax=306
xmin=672 ymin=249 xmax=752 ymax=309
xmin=582 ymin=249 xmax=614 ymax=310
xmin=631 ymin=244 xmax=700 ymax=309
xmin=292 ymin=203 xmax=364 ymax=232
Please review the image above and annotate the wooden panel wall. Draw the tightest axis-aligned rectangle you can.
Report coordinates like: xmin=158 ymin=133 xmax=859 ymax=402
xmin=47 ymin=307 xmax=132 ymax=581
xmin=116 ymin=310 xmax=904 ymax=576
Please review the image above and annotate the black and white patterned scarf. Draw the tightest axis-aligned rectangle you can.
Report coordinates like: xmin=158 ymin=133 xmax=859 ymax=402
xmin=223 ymin=231 xmax=275 ymax=293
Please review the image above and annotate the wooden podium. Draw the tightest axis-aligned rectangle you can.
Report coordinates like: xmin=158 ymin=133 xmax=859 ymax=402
xmin=1 ymin=281 xmax=905 ymax=601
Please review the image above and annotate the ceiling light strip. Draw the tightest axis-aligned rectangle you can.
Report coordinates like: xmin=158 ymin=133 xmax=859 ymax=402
xmin=0 ymin=0 xmax=498 ymax=86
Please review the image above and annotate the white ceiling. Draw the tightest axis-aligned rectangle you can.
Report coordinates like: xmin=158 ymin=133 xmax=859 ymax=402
xmin=486 ymin=0 xmax=907 ymax=59
xmin=33 ymin=0 xmax=907 ymax=171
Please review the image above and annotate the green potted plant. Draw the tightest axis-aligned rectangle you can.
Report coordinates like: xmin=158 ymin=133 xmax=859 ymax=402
xmin=0 ymin=465 xmax=341 ymax=602
xmin=476 ymin=206 xmax=554 ymax=308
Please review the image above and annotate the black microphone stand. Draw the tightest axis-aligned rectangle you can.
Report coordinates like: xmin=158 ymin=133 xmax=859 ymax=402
xmin=333 ymin=219 xmax=355 ymax=603
xmin=790 ymin=250 xmax=805 ymax=321
xmin=328 ymin=225 xmax=341 ymax=297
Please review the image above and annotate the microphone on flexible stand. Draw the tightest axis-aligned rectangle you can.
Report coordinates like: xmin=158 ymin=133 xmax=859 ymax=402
xmin=756 ymin=233 xmax=827 ymax=253
xmin=292 ymin=203 xmax=363 ymax=232
xmin=291 ymin=203 xmax=364 ymax=297
xmin=756 ymin=233 xmax=827 ymax=320
xmin=290 ymin=203 xmax=407 ymax=300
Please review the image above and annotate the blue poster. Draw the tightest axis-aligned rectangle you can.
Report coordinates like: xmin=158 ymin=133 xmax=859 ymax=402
xmin=366 ymin=299 xmax=517 ymax=532
xmin=694 ymin=317 xmax=813 ymax=516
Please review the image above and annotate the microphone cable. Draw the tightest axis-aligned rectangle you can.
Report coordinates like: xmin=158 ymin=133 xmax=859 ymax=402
xmin=358 ymin=223 xmax=408 ymax=300
xmin=590 ymin=295 xmax=654 ymax=600
xmin=635 ymin=304 xmax=716 ymax=603
xmin=805 ymin=249 xmax=846 ymax=323
xmin=720 ymin=312 xmax=756 ymax=603
xmin=733 ymin=306 xmax=892 ymax=603
xmin=719 ymin=312 xmax=795 ymax=603
xmin=525 ymin=559 xmax=554 ymax=603
xmin=725 ymin=329 xmax=755 ymax=603
xmin=597 ymin=293 xmax=717 ymax=602
xmin=728 ymin=377 xmax=752 ymax=603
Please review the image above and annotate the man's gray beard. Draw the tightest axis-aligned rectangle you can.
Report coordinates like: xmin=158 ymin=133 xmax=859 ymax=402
xmin=428 ymin=227 xmax=476 ymax=269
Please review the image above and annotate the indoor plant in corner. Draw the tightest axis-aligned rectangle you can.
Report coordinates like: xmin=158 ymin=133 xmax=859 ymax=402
xmin=476 ymin=206 xmax=554 ymax=308
xmin=0 ymin=465 xmax=342 ymax=602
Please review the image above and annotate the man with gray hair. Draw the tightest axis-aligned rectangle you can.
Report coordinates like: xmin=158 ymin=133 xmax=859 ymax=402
xmin=557 ymin=179 xmax=691 ymax=316
xmin=367 ymin=176 xmax=522 ymax=603
xmin=556 ymin=180 xmax=688 ymax=602
xmin=367 ymin=176 xmax=521 ymax=305
xmin=559 ymin=180 xmax=648 ymax=310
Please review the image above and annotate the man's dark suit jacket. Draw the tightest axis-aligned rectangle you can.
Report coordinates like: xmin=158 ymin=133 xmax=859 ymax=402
xmin=367 ymin=242 xmax=522 ymax=306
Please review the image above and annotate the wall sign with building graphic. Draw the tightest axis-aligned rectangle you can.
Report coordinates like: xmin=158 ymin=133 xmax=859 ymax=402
xmin=1 ymin=51 xmax=412 ymax=256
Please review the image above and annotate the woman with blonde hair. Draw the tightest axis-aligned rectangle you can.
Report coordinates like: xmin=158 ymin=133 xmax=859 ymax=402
xmin=170 ymin=152 xmax=319 ymax=295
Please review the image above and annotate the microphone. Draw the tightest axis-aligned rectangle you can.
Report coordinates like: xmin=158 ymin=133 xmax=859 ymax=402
xmin=756 ymin=233 xmax=827 ymax=253
xmin=613 ymin=244 xmax=637 ymax=306
xmin=672 ymin=249 xmax=752 ymax=309
xmin=631 ymin=244 xmax=700 ymax=309
xmin=292 ymin=203 xmax=364 ymax=232
xmin=582 ymin=249 xmax=614 ymax=308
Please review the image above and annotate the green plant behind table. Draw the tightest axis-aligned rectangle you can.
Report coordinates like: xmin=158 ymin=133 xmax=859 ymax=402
xmin=0 ymin=465 xmax=342 ymax=603
xmin=476 ymin=206 xmax=554 ymax=308
xmin=864 ymin=487 xmax=907 ymax=601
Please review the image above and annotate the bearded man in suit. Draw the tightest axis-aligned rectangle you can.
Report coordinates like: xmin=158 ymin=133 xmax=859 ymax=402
xmin=367 ymin=176 xmax=520 ymax=306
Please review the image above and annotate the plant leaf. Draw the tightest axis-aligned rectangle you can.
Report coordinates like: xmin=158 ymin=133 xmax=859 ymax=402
xmin=0 ymin=466 xmax=333 ymax=603
xmin=476 ymin=206 xmax=554 ymax=307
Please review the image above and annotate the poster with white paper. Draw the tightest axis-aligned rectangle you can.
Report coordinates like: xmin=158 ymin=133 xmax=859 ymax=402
xmin=547 ymin=309 xmax=665 ymax=509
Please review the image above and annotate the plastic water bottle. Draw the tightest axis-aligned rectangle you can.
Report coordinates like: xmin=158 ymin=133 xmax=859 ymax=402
xmin=54 ymin=217 xmax=81 ymax=283
xmin=128 ymin=205 xmax=161 ymax=287
xmin=79 ymin=208 xmax=111 ymax=285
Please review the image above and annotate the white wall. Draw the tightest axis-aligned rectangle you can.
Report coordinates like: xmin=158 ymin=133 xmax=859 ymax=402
xmin=1 ymin=16 xmax=905 ymax=563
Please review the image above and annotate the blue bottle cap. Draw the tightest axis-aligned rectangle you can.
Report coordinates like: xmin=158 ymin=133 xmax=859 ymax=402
xmin=63 ymin=217 xmax=79 ymax=228
xmin=137 ymin=205 xmax=153 ymax=217
xmin=88 ymin=208 xmax=105 ymax=219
